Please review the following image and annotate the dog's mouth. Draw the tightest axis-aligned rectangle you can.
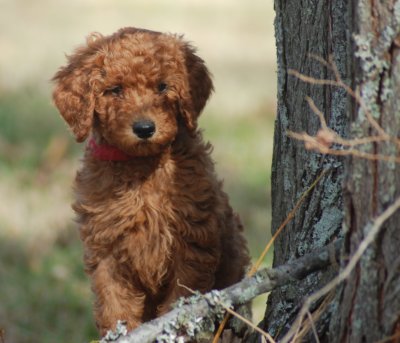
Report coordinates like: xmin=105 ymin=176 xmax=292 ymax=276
xmin=126 ymin=140 xmax=172 ymax=158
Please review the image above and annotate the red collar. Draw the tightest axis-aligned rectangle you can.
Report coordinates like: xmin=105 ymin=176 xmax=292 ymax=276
xmin=88 ymin=138 xmax=133 ymax=161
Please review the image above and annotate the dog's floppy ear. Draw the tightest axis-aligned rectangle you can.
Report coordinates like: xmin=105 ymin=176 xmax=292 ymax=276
xmin=52 ymin=37 xmax=102 ymax=142
xmin=180 ymin=42 xmax=214 ymax=131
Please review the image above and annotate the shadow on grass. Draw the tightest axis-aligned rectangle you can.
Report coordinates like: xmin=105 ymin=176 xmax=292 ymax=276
xmin=0 ymin=229 xmax=97 ymax=343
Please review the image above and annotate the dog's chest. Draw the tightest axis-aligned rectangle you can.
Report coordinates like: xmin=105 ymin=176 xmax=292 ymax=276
xmin=77 ymin=174 xmax=184 ymax=285
xmin=76 ymin=156 xmax=220 ymax=290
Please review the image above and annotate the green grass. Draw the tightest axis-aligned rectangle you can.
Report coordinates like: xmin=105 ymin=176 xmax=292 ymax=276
xmin=0 ymin=231 xmax=97 ymax=343
xmin=0 ymin=88 xmax=79 ymax=171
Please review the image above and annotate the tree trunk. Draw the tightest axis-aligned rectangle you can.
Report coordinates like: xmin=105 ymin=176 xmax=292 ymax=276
xmin=330 ymin=2 xmax=400 ymax=342
xmin=253 ymin=0 xmax=349 ymax=340
xmin=251 ymin=0 xmax=400 ymax=342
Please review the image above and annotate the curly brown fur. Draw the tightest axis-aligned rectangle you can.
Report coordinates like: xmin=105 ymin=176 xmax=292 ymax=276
xmin=52 ymin=27 xmax=250 ymax=336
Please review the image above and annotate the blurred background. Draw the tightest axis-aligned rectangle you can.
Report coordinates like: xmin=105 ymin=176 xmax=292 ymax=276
xmin=0 ymin=0 xmax=276 ymax=342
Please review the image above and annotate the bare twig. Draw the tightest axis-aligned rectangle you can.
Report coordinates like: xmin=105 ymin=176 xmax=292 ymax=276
xmin=224 ymin=306 xmax=276 ymax=343
xmin=289 ymin=54 xmax=400 ymax=152
xmin=248 ymin=168 xmax=328 ymax=276
xmin=288 ymin=66 xmax=390 ymax=139
xmin=287 ymin=83 xmax=400 ymax=163
xmin=110 ymin=240 xmax=342 ymax=343
xmin=287 ymin=59 xmax=400 ymax=163
xmin=293 ymin=290 xmax=335 ymax=343
xmin=308 ymin=53 xmax=333 ymax=69
xmin=302 ymin=96 xmax=390 ymax=149
xmin=306 ymin=310 xmax=320 ymax=343
xmin=212 ymin=311 xmax=229 ymax=343
xmin=287 ymin=131 xmax=400 ymax=163
xmin=305 ymin=97 xmax=328 ymax=130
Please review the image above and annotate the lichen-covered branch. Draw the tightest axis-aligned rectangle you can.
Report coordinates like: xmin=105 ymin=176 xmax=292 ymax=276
xmin=105 ymin=240 xmax=342 ymax=343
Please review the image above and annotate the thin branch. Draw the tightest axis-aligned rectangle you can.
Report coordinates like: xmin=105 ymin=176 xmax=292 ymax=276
xmin=288 ymin=86 xmax=400 ymax=163
xmin=293 ymin=290 xmax=335 ymax=343
xmin=304 ymin=95 xmax=389 ymax=148
xmin=304 ymin=93 xmax=390 ymax=149
xmin=333 ymin=135 xmax=391 ymax=148
xmin=281 ymin=196 xmax=400 ymax=343
xmin=287 ymin=131 xmax=400 ymax=163
xmin=308 ymin=53 xmax=333 ymax=70
xmin=109 ymin=240 xmax=342 ymax=343
xmin=288 ymin=69 xmax=342 ymax=88
xmin=305 ymin=96 xmax=328 ymax=130
xmin=327 ymin=55 xmax=342 ymax=86
xmin=306 ymin=310 xmax=320 ymax=343
xmin=249 ymin=168 xmax=328 ymax=277
xmin=288 ymin=67 xmax=392 ymax=140
xmin=212 ymin=311 xmax=229 ymax=343
xmin=220 ymin=302 xmax=275 ymax=342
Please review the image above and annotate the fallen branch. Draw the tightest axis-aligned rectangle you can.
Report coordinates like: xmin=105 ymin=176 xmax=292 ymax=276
xmin=106 ymin=239 xmax=342 ymax=343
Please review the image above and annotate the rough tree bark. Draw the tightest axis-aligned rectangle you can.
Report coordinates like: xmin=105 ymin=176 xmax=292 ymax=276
xmin=253 ymin=0 xmax=349 ymax=340
xmin=252 ymin=1 xmax=400 ymax=342
xmin=330 ymin=2 xmax=400 ymax=342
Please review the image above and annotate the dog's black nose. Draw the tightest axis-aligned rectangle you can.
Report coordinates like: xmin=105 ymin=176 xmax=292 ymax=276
xmin=132 ymin=120 xmax=156 ymax=139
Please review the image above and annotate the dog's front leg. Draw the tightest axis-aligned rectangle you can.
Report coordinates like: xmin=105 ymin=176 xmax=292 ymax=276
xmin=155 ymin=261 xmax=217 ymax=317
xmin=90 ymin=256 xmax=146 ymax=336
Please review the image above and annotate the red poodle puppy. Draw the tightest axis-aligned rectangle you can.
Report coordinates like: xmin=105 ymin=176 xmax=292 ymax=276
xmin=52 ymin=27 xmax=249 ymax=335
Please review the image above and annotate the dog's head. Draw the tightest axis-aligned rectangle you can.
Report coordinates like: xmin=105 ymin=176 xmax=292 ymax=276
xmin=52 ymin=27 xmax=213 ymax=157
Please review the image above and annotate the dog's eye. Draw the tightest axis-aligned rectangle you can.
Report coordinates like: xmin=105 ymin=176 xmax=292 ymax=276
xmin=104 ymin=85 xmax=123 ymax=96
xmin=157 ymin=82 xmax=168 ymax=94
